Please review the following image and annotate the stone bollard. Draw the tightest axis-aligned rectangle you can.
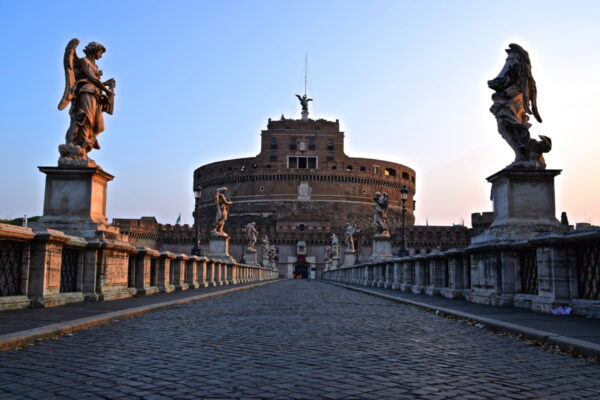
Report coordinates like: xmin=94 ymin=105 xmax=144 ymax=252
xmin=186 ymin=255 xmax=200 ymax=289
xmin=156 ymin=251 xmax=176 ymax=293
xmin=132 ymin=247 xmax=160 ymax=295
xmin=172 ymin=254 xmax=190 ymax=291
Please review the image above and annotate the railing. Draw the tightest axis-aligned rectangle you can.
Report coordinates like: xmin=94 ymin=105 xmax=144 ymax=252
xmin=0 ymin=240 xmax=24 ymax=296
xmin=60 ymin=247 xmax=79 ymax=293
xmin=0 ymin=222 xmax=278 ymax=311
xmin=322 ymin=229 xmax=600 ymax=319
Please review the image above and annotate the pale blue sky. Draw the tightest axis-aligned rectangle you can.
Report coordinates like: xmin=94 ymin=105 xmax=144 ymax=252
xmin=1 ymin=1 xmax=599 ymax=226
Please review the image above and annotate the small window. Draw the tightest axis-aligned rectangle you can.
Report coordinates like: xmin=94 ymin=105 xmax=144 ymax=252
xmin=270 ymin=152 xmax=277 ymax=161
xmin=290 ymin=137 xmax=297 ymax=150
xmin=227 ymin=167 xmax=232 ymax=172
xmin=362 ymin=188 xmax=368 ymax=195
xmin=412 ymin=176 xmax=416 ymax=183
xmin=402 ymin=171 xmax=410 ymax=180
xmin=270 ymin=138 xmax=277 ymax=150
xmin=252 ymin=164 xmax=258 ymax=169
xmin=327 ymin=139 xmax=334 ymax=150
xmin=298 ymin=157 xmax=307 ymax=168
xmin=288 ymin=157 xmax=298 ymax=168
xmin=346 ymin=166 xmax=353 ymax=171
xmin=384 ymin=168 xmax=396 ymax=176
xmin=360 ymin=166 xmax=367 ymax=172
xmin=331 ymin=165 xmax=337 ymax=170
xmin=266 ymin=164 xmax=271 ymax=168
xmin=259 ymin=186 xmax=265 ymax=192
xmin=298 ymin=224 xmax=306 ymax=232
xmin=308 ymin=138 xmax=315 ymax=150
xmin=327 ymin=152 xmax=334 ymax=161
xmin=308 ymin=157 xmax=316 ymax=169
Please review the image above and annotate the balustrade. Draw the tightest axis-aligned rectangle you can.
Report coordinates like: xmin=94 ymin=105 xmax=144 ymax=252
xmin=0 ymin=222 xmax=277 ymax=311
xmin=322 ymin=229 xmax=600 ymax=318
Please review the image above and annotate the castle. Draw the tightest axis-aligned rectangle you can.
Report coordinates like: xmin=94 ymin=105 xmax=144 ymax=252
xmin=114 ymin=102 xmax=471 ymax=278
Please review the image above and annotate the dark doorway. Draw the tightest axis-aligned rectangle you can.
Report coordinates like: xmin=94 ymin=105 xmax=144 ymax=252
xmin=294 ymin=263 xmax=309 ymax=279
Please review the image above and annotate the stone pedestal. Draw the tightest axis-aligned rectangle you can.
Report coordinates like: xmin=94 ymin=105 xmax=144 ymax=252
xmin=472 ymin=168 xmax=562 ymax=244
xmin=370 ymin=235 xmax=392 ymax=261
xmin=208 ymin=234 xmax=235 ymax=262
xmin=37 ymin=166 xmax=115 ymax=236
xmin=245 ymin=248 xmax=258 ymax=266
xmin=34 ymin=166 xmax=135 ymax=302
xmin=343 ymin=250 xmax=357 ymax=266
xmin=331 ymin=256 xmax=340 ymax=269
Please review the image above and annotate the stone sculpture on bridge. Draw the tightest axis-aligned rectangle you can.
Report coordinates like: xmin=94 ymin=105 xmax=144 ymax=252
xmin=488 ymin=43 xmax=551 ymax=169
xmin=245 ymin=222 xmax=258 ymax=250
xmin=331 ymin=233 xmax=340 ymax=258
xmin=58 ymin=38 xmax=116 ymax=167
xmin=212 ymin=187 xmax=232 ymax=236
xmin=344 ymin=223 xmax=359 ymax=252
xmin=372 ymin=192 xmax=390 ymax=237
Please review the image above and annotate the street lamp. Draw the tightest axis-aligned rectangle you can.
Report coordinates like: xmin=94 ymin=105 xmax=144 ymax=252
xmin=398 ymin=185 xmax=409 ymax=257
xmin=192 ymin=187 xmax=202 ymax=256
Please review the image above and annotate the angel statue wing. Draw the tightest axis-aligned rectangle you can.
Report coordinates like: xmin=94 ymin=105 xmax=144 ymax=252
xmin=295 ymin=94 xmax=302 ymax=102
xmin=58 ymin=38 xmax=81 ymax=110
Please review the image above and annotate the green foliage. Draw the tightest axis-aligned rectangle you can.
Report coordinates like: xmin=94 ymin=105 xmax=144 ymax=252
xmin=0 ymin=216 xmax=41 ymax=226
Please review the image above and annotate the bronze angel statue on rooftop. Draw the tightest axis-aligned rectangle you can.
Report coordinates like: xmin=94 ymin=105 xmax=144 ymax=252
xmin=58 ymin=38 xmax=116 ymax=167
xmin=488 ymin=43 xmax=551 ymax=169
xmin=295 ymin=94 xmax=313 ymax=113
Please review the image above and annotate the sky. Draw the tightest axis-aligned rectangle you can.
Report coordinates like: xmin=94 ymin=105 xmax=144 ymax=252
xmin=1 ymin=0 xmax=599 ymax=227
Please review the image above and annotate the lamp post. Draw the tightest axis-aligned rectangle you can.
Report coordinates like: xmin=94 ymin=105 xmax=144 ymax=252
xmin=398 ymin=185 xmax=409 ymax=257
xmin=192 ymin=187 xmax=202 ymax=256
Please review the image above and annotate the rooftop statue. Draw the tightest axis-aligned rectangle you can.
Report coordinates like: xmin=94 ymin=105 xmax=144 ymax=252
xmin=58 ymin=39 xmax=116 ymax=167
xmin=295 ymin=94 xmax=313 ymax=113
xmin=212 ymin=187 xmax=232 ymax=236
xmin=372 ymin=192 xmax=390 ymax=237
xmin=488 ymin=43 xmax=551 ymax=169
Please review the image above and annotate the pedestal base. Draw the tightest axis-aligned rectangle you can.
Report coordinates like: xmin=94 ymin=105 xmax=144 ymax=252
xmin=245 ymin=248 xmax=258 ymax=266
xmin=343 ymin=251 xmax=357 ymax=266
xmin=472 ymin=168 xmax=562 ymax=244
xmin=370 ymin=235 xmax=392 ymax=261
xmin=208 ymin=234 xmax=236 ymax=262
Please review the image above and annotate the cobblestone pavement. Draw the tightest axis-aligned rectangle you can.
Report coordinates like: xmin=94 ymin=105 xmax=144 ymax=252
xmin=1 ymin=280 xmax=600 ymax=399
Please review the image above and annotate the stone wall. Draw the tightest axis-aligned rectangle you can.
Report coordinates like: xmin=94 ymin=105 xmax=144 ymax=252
xmin=0 ymin=222 xmax=278 ymax=311
xmin=322 ymin=227 xmax=600 ymax=318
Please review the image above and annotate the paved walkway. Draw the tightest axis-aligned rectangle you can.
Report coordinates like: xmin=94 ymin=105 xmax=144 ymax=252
xmin=326 ymin=282 xmax=600 ymax=353
xmin=1 ymin=280 xmax=600 ymax=399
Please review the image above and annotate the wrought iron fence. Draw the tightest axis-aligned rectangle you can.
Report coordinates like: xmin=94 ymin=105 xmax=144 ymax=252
xmin=60 ymin=247 xmax=79 ymax=293
xmin=576 ymin=243 xmax=600 ymax=300
xmin=127 ymin=256 xmax=135 ymax=288
xmin=150 ymin=258 xmax=157 ymax=286
xmin=0 ymin=240 xmax=24 ymax=296
xmin=519 ymin=248 xmax=538 ymax=295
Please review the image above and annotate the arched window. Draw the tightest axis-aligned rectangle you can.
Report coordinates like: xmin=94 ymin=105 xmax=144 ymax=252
xmin=384 ymin=168 xmax=396 ymax=176
xmin=298 ymin=224 xmax=306 ymax=232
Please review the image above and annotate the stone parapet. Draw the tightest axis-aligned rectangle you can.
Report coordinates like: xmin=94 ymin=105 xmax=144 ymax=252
xmin=322 ymin=228 xmax=600 ymax=319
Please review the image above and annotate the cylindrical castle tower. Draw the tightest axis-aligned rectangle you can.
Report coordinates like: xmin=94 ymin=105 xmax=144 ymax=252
xmin=193 ymin=115 xmax=416 ymax=276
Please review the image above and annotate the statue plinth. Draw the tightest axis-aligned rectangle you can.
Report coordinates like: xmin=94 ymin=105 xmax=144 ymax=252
xmin=35 ymin=166 xmax=124 ymax=239
xmin=370 ymin=235 xmax=392 ymax=261
xmin=33 ymin=165 xmax=134 ymax=302
xmin=245 ymin=247 xmax=258 ymax=266
xmin=208 ymin=233 xmax=235 ymax=262
xmin=301 ymin=110 xmax=309 ymax=121
xmin=472 ymin=168 xmax=562 ymax=244
xmin=344 ymin=250 xmax=357 ymax=266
